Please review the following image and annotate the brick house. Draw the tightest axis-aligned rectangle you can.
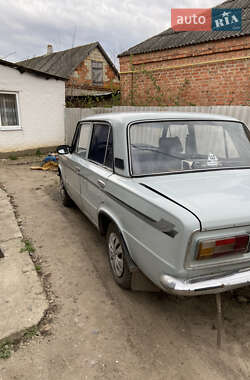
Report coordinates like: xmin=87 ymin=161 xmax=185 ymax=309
xmin=18 ymin=42 xmax=120 ymax=102
xmin=118 ymin=0 xmax=249 ymax=106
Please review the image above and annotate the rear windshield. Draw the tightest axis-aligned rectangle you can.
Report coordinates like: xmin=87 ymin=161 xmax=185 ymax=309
xmin=129 ymin=120 xmax=250 ymax=176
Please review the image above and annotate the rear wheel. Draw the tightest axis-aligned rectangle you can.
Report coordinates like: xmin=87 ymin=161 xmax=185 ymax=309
xmin=106 ymin=223 xmax=132 ymax=289
xmin=59 ymin=177 xmax=73 ymax=207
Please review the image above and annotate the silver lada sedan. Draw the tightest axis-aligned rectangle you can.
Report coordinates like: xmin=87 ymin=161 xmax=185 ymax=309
xmin=57 ymin=112 xmax=250 ymax=296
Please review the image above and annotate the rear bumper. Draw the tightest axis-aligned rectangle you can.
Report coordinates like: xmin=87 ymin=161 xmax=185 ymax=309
xmin=160 ymin=270 xmax=250 ymax=296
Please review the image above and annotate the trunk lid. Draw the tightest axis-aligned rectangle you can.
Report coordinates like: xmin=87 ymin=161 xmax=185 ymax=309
xmin=138 ymin=169 xmax=250 ymax=230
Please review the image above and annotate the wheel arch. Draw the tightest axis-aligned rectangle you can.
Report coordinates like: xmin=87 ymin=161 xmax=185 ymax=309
xmin=98 ymin=208 xmax=138 ymax=273
xmin=98 ymin=209 xmax=123 ymax=237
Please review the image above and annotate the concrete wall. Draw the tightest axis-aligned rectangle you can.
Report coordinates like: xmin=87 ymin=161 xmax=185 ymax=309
xmin=0 ymin=64 xmax=65 ymax=153
xmin=66 ymin=47 xmax=119 ymax=95
xmin=65 ymin=105 xmax=250 ymax=145
xmin=119 ymin=36 xmax=250 ymax=106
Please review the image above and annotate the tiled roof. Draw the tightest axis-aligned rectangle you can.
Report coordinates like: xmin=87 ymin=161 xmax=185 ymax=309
xmin=118 ymin=0 xmax=250 ymax=57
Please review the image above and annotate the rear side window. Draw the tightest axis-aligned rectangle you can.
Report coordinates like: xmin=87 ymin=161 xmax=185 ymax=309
xmin=88 ymin=124 xmax=113 ymax=168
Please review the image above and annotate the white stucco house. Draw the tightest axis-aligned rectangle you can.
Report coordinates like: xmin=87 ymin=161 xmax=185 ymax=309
xmin=0 ymin=59 xmax=65 ymax=155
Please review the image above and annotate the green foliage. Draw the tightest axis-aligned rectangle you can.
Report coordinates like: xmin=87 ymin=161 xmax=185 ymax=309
xmin=35 ymin=149 xmax=42 ymax=156
xmin=0 ymin=342 xmax=11 ymax=359
xmin=23 ymin=326 xmax=39 ymax=340
xmin=65 ymin=91 xmax=120 ymax=108
xmin=35 ymin=264 xmax=41 ymax=272
xmin=8 ymin=155 xmax=17 ymax=160
xmin=0 ymin=328 xmax=39 ymax=359
xmin=20 ymin=239 xmax=35 ymax=254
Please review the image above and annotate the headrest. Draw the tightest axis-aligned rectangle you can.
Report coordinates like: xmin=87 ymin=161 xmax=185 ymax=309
xmin=159 ymin=136 xmax=183 ymax=154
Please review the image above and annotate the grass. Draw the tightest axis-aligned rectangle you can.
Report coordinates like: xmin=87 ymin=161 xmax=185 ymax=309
xmin=35 ymin=264 xmax=41 ymax=272
xmin=0 ymin=327 xmax=39 ymax=359
xmin=8 ymin=154 xmax=17 ymax=160
xmin=20 ymin=239 xmax=35 ymax=254
xmin=0 ymin=341 xmax=11 ymax=359
xmin=23 ymin=326 xmax=39 ymax=340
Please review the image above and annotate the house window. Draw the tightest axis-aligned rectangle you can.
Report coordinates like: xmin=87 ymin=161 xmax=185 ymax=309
xmin=0 ymin=92 xmax=20 ymax=129
xmin=91 ymin=61 xmax=103 ymax=86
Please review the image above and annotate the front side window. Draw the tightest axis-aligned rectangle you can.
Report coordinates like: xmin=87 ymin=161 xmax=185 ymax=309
xmin=0 ymin=93 xmax=19 ymax=127
xmin=88 ymin=124 xmax=113 ymax=168
xmin=129 ymin=121 xmax=250 ymax=176
xmin=91 ymin=61 xmax=103 ymax=86
xmin=75 ymin=123 xmax=91 ymax=158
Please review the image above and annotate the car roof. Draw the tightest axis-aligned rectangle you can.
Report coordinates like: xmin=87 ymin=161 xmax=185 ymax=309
xmin=82 ymin=111 xmax=239 ymax=125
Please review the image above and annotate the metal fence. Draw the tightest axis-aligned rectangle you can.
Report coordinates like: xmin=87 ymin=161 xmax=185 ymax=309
xmin=65 ymin=106 xmax=250 ymax=144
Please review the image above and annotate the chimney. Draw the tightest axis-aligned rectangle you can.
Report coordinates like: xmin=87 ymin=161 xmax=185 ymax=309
xmin=47 ymin=44 xmax=53 ymax=55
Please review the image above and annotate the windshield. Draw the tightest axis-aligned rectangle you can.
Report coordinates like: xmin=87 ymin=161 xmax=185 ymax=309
xmin=129 ymin=120 xmax=250 ymax=176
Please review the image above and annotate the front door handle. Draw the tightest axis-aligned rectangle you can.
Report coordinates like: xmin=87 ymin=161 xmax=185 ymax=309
xmin=75 ymin=166 xmax=80 ymax=173
xmin=97 ymin=179 xmax=106 ymax=188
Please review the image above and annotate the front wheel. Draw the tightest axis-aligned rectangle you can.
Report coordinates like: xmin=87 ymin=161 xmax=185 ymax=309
xmin=106 ymin=223 xmax=132 ymax=289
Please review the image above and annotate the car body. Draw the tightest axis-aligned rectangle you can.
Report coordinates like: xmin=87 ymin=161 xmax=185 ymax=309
xmin=57 ymin=112 xmax=250 ymax=296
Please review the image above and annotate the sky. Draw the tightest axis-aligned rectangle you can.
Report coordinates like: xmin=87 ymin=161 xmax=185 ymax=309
xmin=0 ymin=0 xmax=222 ymax=67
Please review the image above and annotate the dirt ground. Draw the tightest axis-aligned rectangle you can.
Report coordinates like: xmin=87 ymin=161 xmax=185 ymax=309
xmin=1 ymin=164 xmax=250 ymax=380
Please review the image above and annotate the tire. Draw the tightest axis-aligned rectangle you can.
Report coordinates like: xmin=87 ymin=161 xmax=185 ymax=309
xmin=106 ymin=223 xmax=132 ymax=289
xmin=59 ymin=177 xmax=73 ymax=207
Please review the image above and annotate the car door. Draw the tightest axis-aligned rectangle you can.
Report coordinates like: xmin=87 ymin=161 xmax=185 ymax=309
xmin=79 ymin=122 xmax=114 ymax=225
xmin=64 ymin=122 xmax=92 ymax=208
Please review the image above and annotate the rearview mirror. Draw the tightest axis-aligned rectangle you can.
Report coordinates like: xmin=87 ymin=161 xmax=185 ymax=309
xmin=56 ymin=145 xmax=70 ymax=155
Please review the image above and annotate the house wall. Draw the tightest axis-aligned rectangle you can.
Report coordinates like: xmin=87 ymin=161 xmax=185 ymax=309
xmin=119 ymin=36 xmax=250 ymax=106
xmin=66 ymin=47 xmax=119 ymax=94
xmin=0 ymin=64 xmax=65 ymax=153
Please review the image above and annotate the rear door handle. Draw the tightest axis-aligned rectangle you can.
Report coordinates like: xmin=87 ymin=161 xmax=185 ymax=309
xmin=75 ymin=166 xmax=81 ymax=173
xmin=97 ymin=179 xmax=106 ymax=188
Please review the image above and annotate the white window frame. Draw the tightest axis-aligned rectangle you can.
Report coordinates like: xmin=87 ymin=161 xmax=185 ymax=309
xmin=0 ymin=91 xmax=21 ymax=131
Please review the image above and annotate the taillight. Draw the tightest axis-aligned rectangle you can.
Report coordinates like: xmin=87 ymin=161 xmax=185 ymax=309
xmin=197 ymin=235 xmax=249 ymax=260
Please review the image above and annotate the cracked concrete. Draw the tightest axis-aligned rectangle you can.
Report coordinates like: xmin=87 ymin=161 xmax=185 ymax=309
xmin=0 ymin=188 xmax=48 ymax=342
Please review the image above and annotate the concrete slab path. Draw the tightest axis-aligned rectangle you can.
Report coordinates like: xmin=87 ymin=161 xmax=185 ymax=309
xmin=0 ymin=188 xmax=48 ymax=342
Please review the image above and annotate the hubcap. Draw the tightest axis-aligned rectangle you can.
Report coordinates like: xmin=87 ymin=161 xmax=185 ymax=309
xmin=108 ymin=232 xmax=124 ymax=277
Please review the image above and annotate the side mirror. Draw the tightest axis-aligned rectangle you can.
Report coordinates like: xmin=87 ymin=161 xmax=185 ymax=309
xmin=56 ymin=145 xmax=71 ymax=155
